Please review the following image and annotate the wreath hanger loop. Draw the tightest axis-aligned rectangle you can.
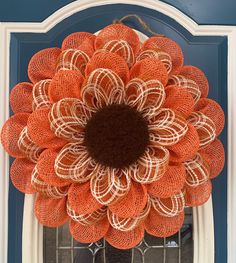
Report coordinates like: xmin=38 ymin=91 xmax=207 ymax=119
xmin=113 ymin=14 xmax=166 ymax=37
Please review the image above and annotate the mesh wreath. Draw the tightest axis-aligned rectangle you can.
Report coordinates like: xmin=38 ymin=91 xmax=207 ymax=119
xmin=1 ymin=24 xmax=225 ymax=249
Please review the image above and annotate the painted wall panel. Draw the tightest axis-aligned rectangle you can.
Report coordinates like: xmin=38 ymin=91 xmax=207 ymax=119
xmin=0 ymin=0 xmax=236 ymax=25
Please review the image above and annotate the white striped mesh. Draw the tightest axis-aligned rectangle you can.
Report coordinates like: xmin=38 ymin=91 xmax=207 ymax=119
xmin=184 ymin=153 xmax=210 ymax=186
xmin=32 ymin=79 xmax=52 ymax=110
xmin=136 ymin=49 xmax=172 ymax=74
xmin=56 ymin=49 xmax=90 ymax=74
xmin=151 ymin=191 xmax=185 ymax=217
xmin=17 ymin=126 xmax=44 ymax=163
xmin=188 ymin=111 xmax=216 ymax=149
xmin=148 ymin=108 xmax=188 ymax=146
xmin=81 ymin=68 xmax=125 ymax=109
xmin=31 ymin=166 xmax=68 ymax=198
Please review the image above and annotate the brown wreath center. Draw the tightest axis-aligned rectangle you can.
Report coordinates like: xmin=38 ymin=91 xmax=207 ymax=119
xmin=84 ymin=104 xmax=149 ymax=169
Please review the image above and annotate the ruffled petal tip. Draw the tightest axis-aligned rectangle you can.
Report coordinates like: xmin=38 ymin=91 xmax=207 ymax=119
xmin=105 ymin=224 xmax=145 ymax=250
xmin=28 ymin=48 xmax=61 ymax=83
xmin=145 ymin=208 xmax=184 ymax=238
xmin=34 ymin=194 xmax=69 ymax=227
xmin=10 ymin=82 xmax=33 ymax=114
xmin=70 ymin=217 xmax=109 ymax=243
xmin=10 ymin=158 xmax=36 ymax=194
xmin=142 ymin=36 xmax=184 ymax=75
xmin=1 ymin=113 xmax=30 ymax=158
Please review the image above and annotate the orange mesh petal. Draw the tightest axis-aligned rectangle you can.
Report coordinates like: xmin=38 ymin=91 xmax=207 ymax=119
xmin=17 ymin=126 xmax=44 ymax=163
xmin=199 ymin=139 xmax=225 ymax=179
xmin=48 ymin=70 xmax=84 ymax=103
xmin=32 ymin=80 xmax=52 ymax=110
xmin=1 ymin=113 xmax=29 ymax=158
xmin=70 ymin=217 xmax=109 ymax=243
xmin=82 ymin=68 xmax=125 ymax=109
xmin=55 ymin=143 xmax=96 ymax=182
xmin=56 ymin=49 xmax=90 ymax=75
xmin=28 ymin=48 xmax=61 ymax=83
xmin=163 ymin=85 xmax=195 ymax=118
xmin=27 ymin=107 xmax=66 ymax=149
xmin=136 ymin=49 xmax=172 ymax=74
xmin=10 ymin=82 xmax=33 ymax=114
xmin=109 ymin=181 xmax=148 ymax=218
xmin=31 ymin=166 xmax=69 ymax=198
xmin=34 ymin=194 xmax=69 ymax=227
xmin=167 ymin=75 xmax=201 ymax=104
xmin=10 ymin=158 xmax=36 ymax=194
xmin=168 ymin=124 xmax=200 ymax=163
xmin=179 ymin=66 xmax=209 ymax=98
xmin=184 ymin=153 xmax=210 ymax=187
xmin=105 ymin=224 xmax=145 ymax=250
xmin=90 ymin=167 xmax=131 ymax=205
xmin=97 ymin=40 xmax=135 ymax=67
xmin=149 ymin=109 xmax=188 ymax=146
xmin=67 ymin=182 xmax=103 ymax=215
xmin=75 ymin=39 xmax=95 ymax=57
xmin=142 ymin=36 xmax=184 ymax=75
xmin=145 ymin=208 xmax=184 ymax=237
xmin=151 ymin=191 xmax=185 ymax=217
xmin=49 ymin=98 xmax=91 ymax=141
xmin=62 ymin=32 xmax=95 ymax=51
xmin=147 ymin=163 xmax=186 ymax=199
xmin=95 ymin=24 xmax=140 ymax=55
xmin=131 ymin=146 xmax=169 ymax=184
xmin=37 ymin=149 xmax=71 ymax=187
xmin=125 ymin=78 xmax=165 ymax=120
xmin=194 ymin=98 xmax=225 ymax=136
xmin=108 ymin=200 xmax=151 ymax=232
xmin=184 ymin=180 xmax=212 ymax=207
xmin=130 ymin=58 xmax=168 ymax=86
xmin=188 ymin=111 xmax=216 ymax=149
xmin=85 ymin=51 xmax=129 ymax=83
xmin=67 ymin=204 xmax=107 ymax=226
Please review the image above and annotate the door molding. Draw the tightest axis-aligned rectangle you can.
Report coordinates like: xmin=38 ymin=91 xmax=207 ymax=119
xmin=0 ymin=1 xmax=235 ymax=263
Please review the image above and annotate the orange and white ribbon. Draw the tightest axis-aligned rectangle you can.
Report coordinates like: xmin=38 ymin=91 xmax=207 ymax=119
xmin=49 ymin=98 xmax=92 ymax=141
xmin=67 ymin=203 xmax=107 ymax=226
xmin=81 ymin=68 xmax=125 ymax=109
xmin=188 ymin=111 xmax=216 ymax=149
xmin=130 ymin=145 xmax=169 ymax=184
xmin=31 ymin=166 xmax=68 ymax=198
xmin=149 ymin=108 xmax=188 ymax=146
xmin=137 ymin=49 xmax=172 ymax=74
xmin=17 ymin=126 xmax=43 ymax=163
xmin=90 ymin=166 xmax=131 ymax=205
xmin=125 ymin=78 xmax=165 ymax=119
xmin=55 ymin=143 xmax=97 ymax=182
xmin=184 ymin=153 xmax=210 ymax=186
xmin=168 ymin=75 xmax=201 ymax=104
xmin=151 ymin=191 xmax=185 ymax=217
xmin=107 ymin=198 xmax=151 ymax=232
xmin=32 ymin=79 xmax=51 ymax=110
xmin=57 ymin=49 xmax=90 ymax=75
xmin=97 ymin=40 xmax=135 ymax=68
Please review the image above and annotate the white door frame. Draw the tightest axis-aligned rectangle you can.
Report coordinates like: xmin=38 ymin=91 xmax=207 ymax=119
xmin=0 ymin=1 xmax=235 ymax=263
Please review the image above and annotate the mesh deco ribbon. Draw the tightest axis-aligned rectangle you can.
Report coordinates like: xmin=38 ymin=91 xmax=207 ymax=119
xmin=1 ymin=22 xmax=225 ymax=250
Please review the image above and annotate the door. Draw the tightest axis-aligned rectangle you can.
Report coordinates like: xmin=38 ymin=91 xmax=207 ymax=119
xmin=0 ymin=1 xmax=231 ymax=263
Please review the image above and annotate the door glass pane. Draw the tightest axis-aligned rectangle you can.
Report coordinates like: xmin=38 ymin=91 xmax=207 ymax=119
xmin=43 ymin=208 xmax=193 ymax=263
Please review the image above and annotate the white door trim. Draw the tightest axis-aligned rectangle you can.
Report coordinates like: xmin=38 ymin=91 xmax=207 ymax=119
xmin=0 ymin=1 xmax=235 ymax=263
